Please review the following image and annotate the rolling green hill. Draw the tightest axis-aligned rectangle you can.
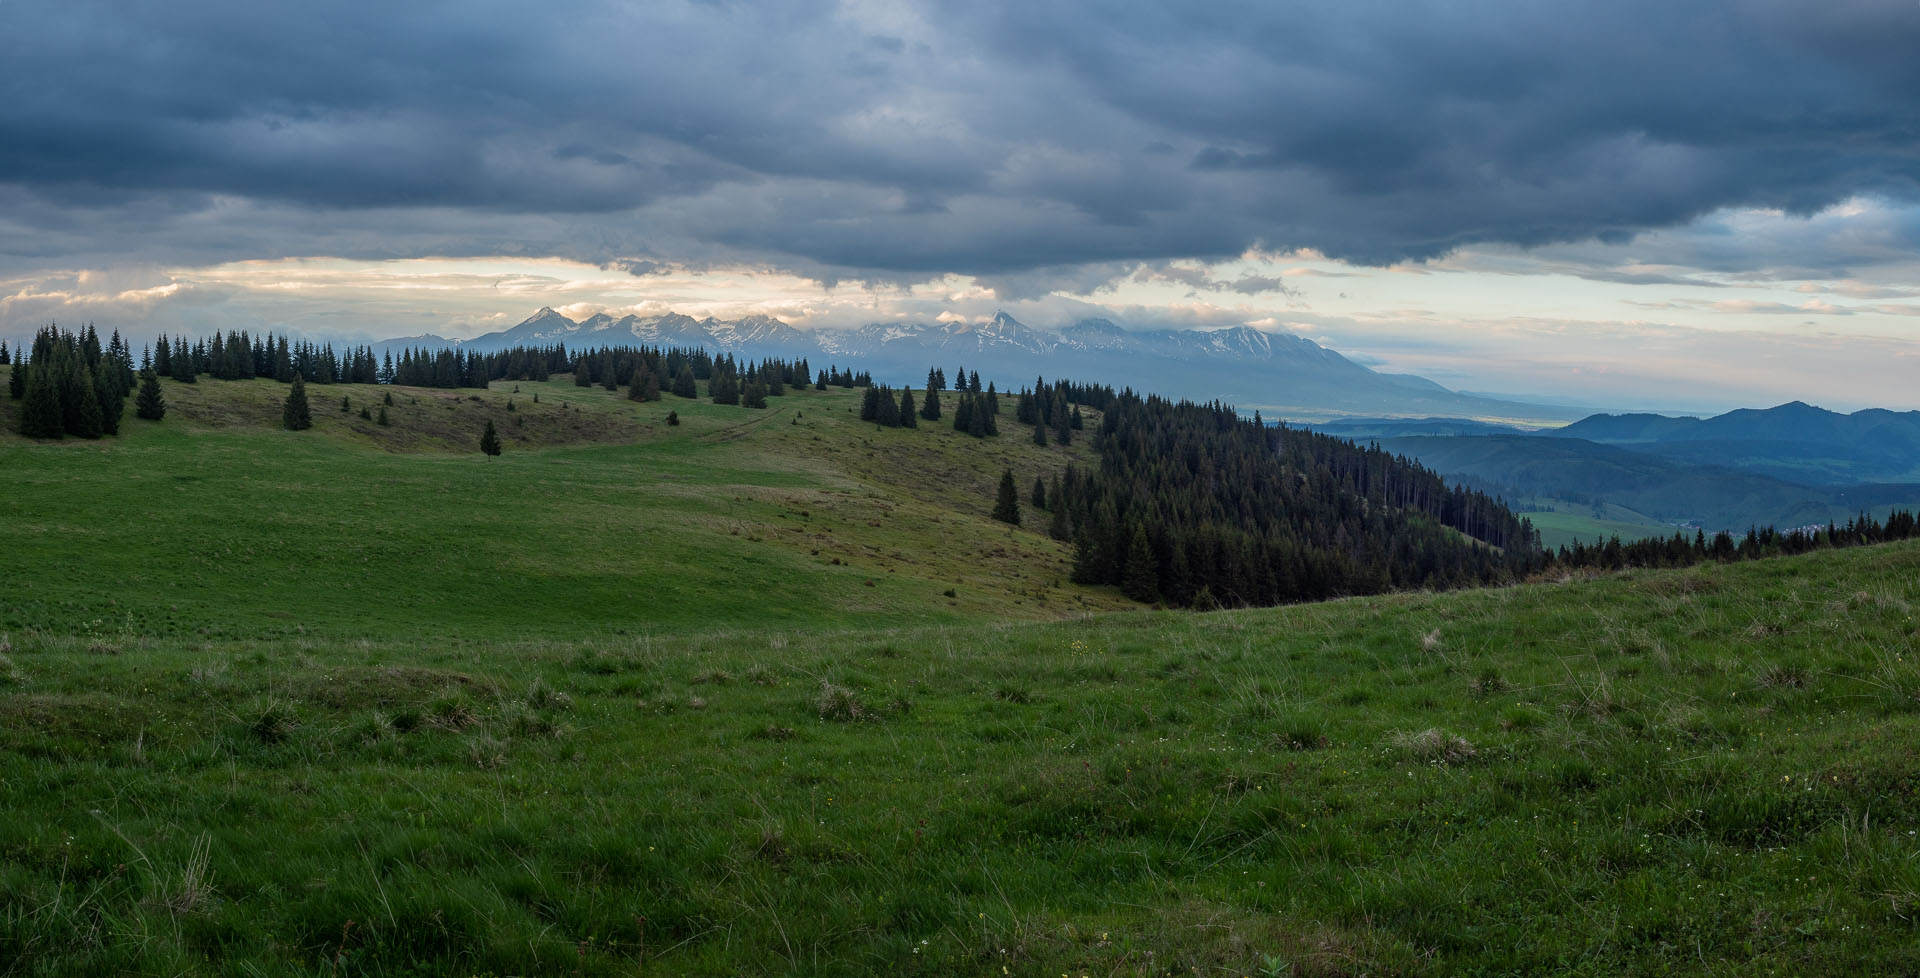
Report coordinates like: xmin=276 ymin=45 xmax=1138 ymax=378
xmin=4 ymin=367 xmax=1920 ymax=976
xmin=0 ymin=369 xmax=1132 ymax=639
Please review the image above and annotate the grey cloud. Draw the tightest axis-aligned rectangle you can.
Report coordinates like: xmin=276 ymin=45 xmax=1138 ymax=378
xmin=1219 ymin=275 xmax=1293 ymax=296
xmin=0 ymin=0 xmax=1917 ymax=279
xmin=1126 ymin=264 xmax=1298 ymax=297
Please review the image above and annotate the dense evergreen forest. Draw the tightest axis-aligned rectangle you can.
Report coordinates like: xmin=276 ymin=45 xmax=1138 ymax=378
xmin=994 ymin=380 xmax=1545 ymax=607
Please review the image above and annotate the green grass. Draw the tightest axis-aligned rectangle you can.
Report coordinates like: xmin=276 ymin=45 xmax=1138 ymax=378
xmin=6 ymin=372 xmax=1920 ymax=975
xmin=0 ymin=373 xmax=1125 ymax=641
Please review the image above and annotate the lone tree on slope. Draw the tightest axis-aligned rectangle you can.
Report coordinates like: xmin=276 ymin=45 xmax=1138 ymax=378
xmin=480 ymin=419 xmax=502 ymax=456
xmin=991 ymin=469 xmax=1021 ymax=526
xmin=134 ymin=367 xmax=166 ymax=421
xmin=282 ymin=374 xmax=312 ymax=431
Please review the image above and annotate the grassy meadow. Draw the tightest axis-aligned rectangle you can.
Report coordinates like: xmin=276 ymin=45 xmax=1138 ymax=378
xmin=0 ymin=370 xmax=1127 ymax=642
xmin=4 ymin=369 xmax=1920 ymax=976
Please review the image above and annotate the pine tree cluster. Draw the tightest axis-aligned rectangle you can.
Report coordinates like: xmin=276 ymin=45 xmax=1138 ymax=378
xmin=152 ymin=330 xmax=389 ymax=386
xmin=10 ymin=325 xmax=134 ymax=439
xmin=949 ymin=384 xmax=1003 ymax=438
xmin=858 ymin=385 xmax=920 ymax=428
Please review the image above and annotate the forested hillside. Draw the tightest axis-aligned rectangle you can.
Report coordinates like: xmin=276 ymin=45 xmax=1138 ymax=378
xmin=6 ymin=327 xmax=1554 ymax=617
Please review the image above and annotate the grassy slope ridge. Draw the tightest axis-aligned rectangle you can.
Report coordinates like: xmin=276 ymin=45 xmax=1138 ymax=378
xmin=5 ymin=368 xmax=1920 ymax=975
xmin=3 ymin=543 xmax=1918 ymax=976
xmin=0 ymin=371 xmax=1129 ymax=639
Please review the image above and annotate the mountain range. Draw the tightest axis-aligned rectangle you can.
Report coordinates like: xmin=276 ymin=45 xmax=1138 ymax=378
xmin=1345 ymin=401 xmax=1920 ymax=533
xmin=1546 ymin=401 xmax=1920 ymax=486
xmin=377 ymin=307 xmax=1588 ymax=421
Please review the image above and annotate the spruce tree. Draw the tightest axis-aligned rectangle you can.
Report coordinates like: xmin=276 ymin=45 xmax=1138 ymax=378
xmin=8 ymin=357 xmax=25 ymax=400
xmin=134 ymin=367 xmax=166 ymax=420
xmin=282 ymin=374 xmax=312 ymax=430
xmin=991 ymin=469 xmax=1021 ymax=525
xmin=629 ymin=366 xmax=651 ymax=402
xmin=480 ymin=419 xmax=502 ymax=455
xmin=967 ymin=397 xmax=998 ymax=436
xmin=1048 ymin=495 xmax=1071 ymax=541
xmin=93 ymin=361 xmax=121 ymax=436
xmin=70 ymin=368 xmax=104 ymax=439
xmin=19 ymin=360 xmax=62 ymax=438
xmin=920 ymin=385 xmax=941 ymax=421
xmin=1031 ymin=477 xmax=1047 ymax=510
xmin=172 ymin=338 xmax=197 ymax=383
xmin=1032 ymin=421 xmax=1048 ymax=446
xmin=58 ymin=354 xmax=88 ymax=433
xmin=1121 ymin=523 xmax=1158 ymax=602
xmin=898 ymin=388 xmax=917 ymax=428
xmin=376 ymin=406 xmax=390 ymax=426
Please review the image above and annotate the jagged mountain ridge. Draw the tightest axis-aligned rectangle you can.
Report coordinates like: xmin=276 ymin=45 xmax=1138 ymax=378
xmin=378 ymin=307 xmax=1584 ymax=420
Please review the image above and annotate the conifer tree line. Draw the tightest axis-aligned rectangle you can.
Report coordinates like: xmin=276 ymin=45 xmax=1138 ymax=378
xmin=121 ymin=329 xmax=833 ymax=396
xmin=1550 ymin=511 xmax=1920 ymax=572
xmin=1014 ymin=376 xmax=1088 ymax=446
xmin=9 ymin=325 xmax=135 ymax=439
xmin=816 ymin=364 xmax=873 ymax=389
xmin=150 ymin=330 xmax=388 ymax=385
xmin=15 ymin=324 xmax=848 ymax=417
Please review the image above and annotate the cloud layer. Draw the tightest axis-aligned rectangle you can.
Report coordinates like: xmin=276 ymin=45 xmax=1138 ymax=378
xmin=3 ymin=0 xmax=1918 ymax=277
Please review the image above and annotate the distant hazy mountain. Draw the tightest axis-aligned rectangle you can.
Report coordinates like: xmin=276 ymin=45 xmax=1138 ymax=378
xmin=1547 ymin=412 xmax=1705 ymax=443
xmin=382 ymin=307 xmax=1585 ymax=421
xmin=1376 ymin=434 xmax=1920 ymax=533
xmin=1351 ymin=400 xmax=1920 ymax=532
xmin=1546 ymin=401 xmax=1920 ymax=485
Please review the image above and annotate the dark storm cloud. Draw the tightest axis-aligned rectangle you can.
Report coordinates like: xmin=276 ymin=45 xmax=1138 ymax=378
xmin=1 ymin=0 xmax=1917 ymax=276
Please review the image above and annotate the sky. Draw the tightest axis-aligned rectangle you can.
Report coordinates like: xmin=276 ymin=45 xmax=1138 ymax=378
xmin=3 ymin=0 xmax=1918 ymax=414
